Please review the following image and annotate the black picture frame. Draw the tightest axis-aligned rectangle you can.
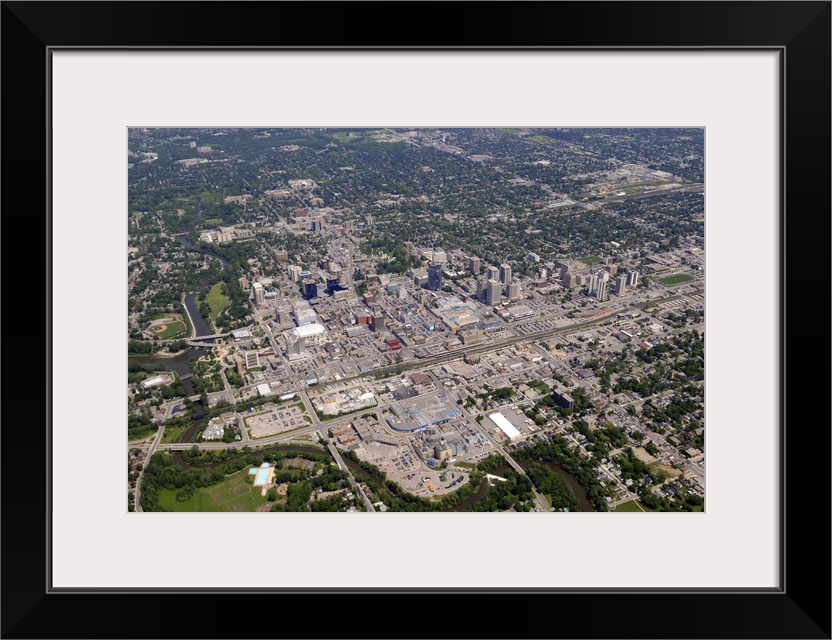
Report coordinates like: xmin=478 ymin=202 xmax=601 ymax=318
xmin=3 ymin=2 xmax=829 ymax=638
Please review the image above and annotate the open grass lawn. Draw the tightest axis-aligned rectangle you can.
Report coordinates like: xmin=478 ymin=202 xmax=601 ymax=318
xmin=205 ymin=282 xmax=231 ymax=323
xmin=612 ymin=499 xmax=647 ymax=512
xmin=160 ymin=423 xmax=188 ymax=444
xmin=151 ymin=320 xmax=187 ymax=339
xmin=204 ymin=217 xmax=223 ymax=227
xmin=524 ymin=135 xmax=561 ymax=145
xmin=578 ymin=255 xmax=602 ymax=266
xmin=659 ymin=273 xmax=695 ymax=286
xmin=498 ymin=128 xmax=525 ymax=135
xmin=157 ymin=469 xmax=269 ymax=512
xmin=329 ymin=131 xmax=362 ymax=143
xmin=454 ymin=461 xmax=476 ymax=469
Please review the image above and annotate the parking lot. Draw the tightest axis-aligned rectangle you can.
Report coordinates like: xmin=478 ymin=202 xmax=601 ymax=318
xmin=246 ymin=404 xmax=310 ymax=438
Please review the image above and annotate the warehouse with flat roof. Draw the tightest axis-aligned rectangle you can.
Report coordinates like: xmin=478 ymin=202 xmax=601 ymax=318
xmin=488 ymin=412 xmax=522 ymax=441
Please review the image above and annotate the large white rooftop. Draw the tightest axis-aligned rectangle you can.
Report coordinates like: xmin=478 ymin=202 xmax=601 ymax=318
xmin=286 ymin=323 xmax=326 ymax=339
xmin=489 ymin=412 xmax=521 ymax=441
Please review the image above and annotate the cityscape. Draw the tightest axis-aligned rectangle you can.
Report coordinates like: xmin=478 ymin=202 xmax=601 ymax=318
xmin=128 ymin=127 xmax=705 ymax=513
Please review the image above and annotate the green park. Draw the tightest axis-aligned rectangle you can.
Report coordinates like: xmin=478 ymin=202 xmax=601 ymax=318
xmin=659 ymin=273 xmax=695 ymax=286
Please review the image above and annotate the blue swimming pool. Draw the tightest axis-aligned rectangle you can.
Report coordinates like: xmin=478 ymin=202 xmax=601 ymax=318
xmin=255 ymin=468 xmax=269 ymax=484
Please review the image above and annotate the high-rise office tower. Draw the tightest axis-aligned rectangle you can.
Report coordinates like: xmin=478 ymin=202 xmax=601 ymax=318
xmin=486 ymin=279 xmax=502 ymax=305
xmin=252 ymin=282 xmax=265 ymax=305
xmin=508 ymin=282 xmax=521 ymax=300
xmin=326 ymin=274 xmax=340 ymax=295
xmin=302 ymin=279 xmax=318 ymax=299
xmin=286 ymin=333 xmax=305 ymax=356
xmin=559 ymin=264 xmax=570 ymax=280
xmin=614 ymin=275 xmax=627 ymax=295
xmin=499 ymin=263 xmax=512 ymax=285
xmin=486 ymin=265 xmax=499 ymax=281
xmin=587 ymin=274 xmax=599 ymax=295
xmin=476 ymin=277 xmax=488 ymax=302
xmin=288 ymin=265 xmax=302 ymax=282
xmin=627 ymin=271 xmax=640 ymax=286
xmin=469 ymin=257 xmax=481 ymax=275
xmin=428 ymin=262 xmax=443 ymax=291
xmin=596 ymin=279 xmax=609 ymax=301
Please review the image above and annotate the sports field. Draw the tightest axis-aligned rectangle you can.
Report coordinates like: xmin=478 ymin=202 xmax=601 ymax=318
xmin=150 ymin=320 xmax=187 ymax=339
xmin=577 ymin=255 xmax=602 ymax=266
xmin=156 ymin=469 xmax=269 ymax=512
xmin=659 ymin=273 xmax=695 ymax=286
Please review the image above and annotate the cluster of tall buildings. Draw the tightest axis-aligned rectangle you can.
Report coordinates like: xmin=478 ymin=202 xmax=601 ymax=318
xmin=473 ymin=261 xmax=519 ymax=305
xmin=559 ymin=260 xmax=638 ymax=300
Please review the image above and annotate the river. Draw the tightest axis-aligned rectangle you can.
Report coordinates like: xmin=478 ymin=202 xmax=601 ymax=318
xmin=129 ymin=233 xmax=231 ymax=438
xmin=178 ymin=235 xmax=228 ymax=338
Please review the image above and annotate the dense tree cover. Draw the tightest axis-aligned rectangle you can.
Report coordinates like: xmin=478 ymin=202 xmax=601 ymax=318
xmin=224 ymin=369 xmax=245 ymax=388
xmin=128 ymin=410 xmax=158 ymax=440
xmin=640 ymin=490 xmax=703 ymax=512
xmin=614 ymin=369 xmax=671 ymax=398
xmin=127 ymin=362 xmax=167 ymax=384
xmin=128 ymin=340 xmax=162 ymax=355
xmin=525 ymin=463 xmax=579 ymax=511
xmin=361 ymin=234 xmax=422 ymax=274
xmin=512 ymin=438 xmax=610 ymax=511
xmin=190 ymin=373 xmax=224 ymax=394
xmin=570 ymin=386 xmax=593 ymax=414
xmin=571 ymin=420 xmax=629 ymax=458
xmin=467 ymin=469 xmax=537 ymax=512
xmin=268 ymin=467 xmax=352 ymax=512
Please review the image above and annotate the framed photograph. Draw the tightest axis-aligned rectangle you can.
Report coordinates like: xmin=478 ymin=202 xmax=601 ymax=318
xmin=4 ymin=2 xmax=829 ymax=638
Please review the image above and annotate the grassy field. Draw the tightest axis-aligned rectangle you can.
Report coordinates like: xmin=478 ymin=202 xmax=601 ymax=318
xmin=151 ymin=320 xmax=188 ymax=339
xmin=578 ymin=256 xmax=602 ymax=266
xmin=648 ymin=461 xmax=683 ymax=479
xmin=160 ymin=423 xmax=188 ymax=444
xmin=612 ymin=499 xmax=647 ymax=512
xmin=498 ymin=128 xmax=525 ymax=135
xmin=205 ymin=283 xmax=231 ymax=323
xmin=204 ymin=217 xmax=223 ymax=227
xmin=659 ymin=273 xmax=695 ymax=286
xmin=524 ymin=135 xmax=561 ymax=145
xmin=157 ymin=469 xmax=269 ymax=512
xmin=454 ymin=461 xmax=477 ymax=469
xmin=329 ymin=131 xmax=362 ymax=143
